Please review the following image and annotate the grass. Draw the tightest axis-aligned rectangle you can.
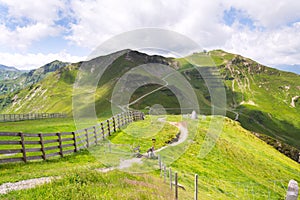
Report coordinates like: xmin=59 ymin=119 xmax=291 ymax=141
xmin=0 ymin=115 xmax=300 ymax=199
xmin=1 ymin=170 xmax=173 ymax=200
xmin=102 ymin=115 xmax=300 ymax=199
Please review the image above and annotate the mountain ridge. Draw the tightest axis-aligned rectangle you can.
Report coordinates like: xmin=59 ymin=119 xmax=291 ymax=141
xmin=0 ymin=49 xmax=300 ymax=155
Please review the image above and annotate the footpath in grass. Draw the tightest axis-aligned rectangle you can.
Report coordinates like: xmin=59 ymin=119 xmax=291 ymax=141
xmin=1 ymin=115 xmax=300 ymax=199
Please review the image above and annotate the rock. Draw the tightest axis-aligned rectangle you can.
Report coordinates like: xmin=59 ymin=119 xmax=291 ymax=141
xmin=286 ymin=180 xmax=298 ymax=200
xmin=191 ymin=110 xmax=198 ymax=119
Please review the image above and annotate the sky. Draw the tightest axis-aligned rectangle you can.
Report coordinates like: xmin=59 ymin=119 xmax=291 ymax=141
xmin=0 ymin=0 xmax=300 ymax=73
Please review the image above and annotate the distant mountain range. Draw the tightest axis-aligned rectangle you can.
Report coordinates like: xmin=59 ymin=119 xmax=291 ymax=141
xmin=0 ymin=49 xmax=299 ymax=160
xmin=0 ymin=60 xmax=69 ymax=96
xmin=0 ymin=64 xmax=19 ymax=72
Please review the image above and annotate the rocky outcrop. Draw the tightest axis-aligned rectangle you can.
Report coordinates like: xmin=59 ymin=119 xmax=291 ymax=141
xmin=291 ymin=96 xmax=300 ymax=108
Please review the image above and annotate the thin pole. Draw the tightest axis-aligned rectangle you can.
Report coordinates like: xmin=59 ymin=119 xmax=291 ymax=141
xmin=195 ymin=174 xmax=198 ymax=200
xmin=175 ymin=172 xmax=178 ymax=200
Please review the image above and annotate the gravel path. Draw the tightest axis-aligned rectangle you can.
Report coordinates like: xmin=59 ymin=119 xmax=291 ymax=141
xmin=97 ymin=119 xmax=188 ymax=172
xmin=0 ymin=177 xmax=56 ymax=195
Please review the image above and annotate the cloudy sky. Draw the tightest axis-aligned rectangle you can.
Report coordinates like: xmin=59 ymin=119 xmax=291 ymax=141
xmin=0 ymin=0 xmax=300 ymax=73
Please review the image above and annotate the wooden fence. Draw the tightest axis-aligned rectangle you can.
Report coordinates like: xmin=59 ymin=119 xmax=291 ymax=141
xmin=0 ymin=111 xmax=144 ymax=164
xmin=0 ymin=113 xmax=66 ymax=122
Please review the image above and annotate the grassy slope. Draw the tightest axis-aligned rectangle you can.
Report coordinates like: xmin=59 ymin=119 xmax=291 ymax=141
xmin=1 ymin=49 xmax=300 ymax=150
xmin=110 ymin=116 xmax=300 ymax=199
xmin=1 ymin=116 xmax=298 ymax=199
xmin=0 ymin=150 xmax=172 ymax=200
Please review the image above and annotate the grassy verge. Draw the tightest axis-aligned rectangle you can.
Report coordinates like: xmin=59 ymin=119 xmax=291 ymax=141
xmin=1 ymin=170 xmax=173 ymax=200
xmin=1 ymin=115 xmax=300 ymax=199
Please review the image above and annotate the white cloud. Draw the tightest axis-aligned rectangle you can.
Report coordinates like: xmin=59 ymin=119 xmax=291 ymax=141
xmin=224 ymin=21 xmax=300 ymax=66
xmin=0 ymin=0 xmax=65 ymax=24
xmin=0 ymin=51 xmax=85 ymax=70
xmin=0 ymin=23 xmax=62 ymax=50
xmin=0 ymin=0 xmax=300 ymax=69
xmin=0 ymin=0 xmax=67 ymax=50
xmin=64 ymin=0 xmax=300 ymax=68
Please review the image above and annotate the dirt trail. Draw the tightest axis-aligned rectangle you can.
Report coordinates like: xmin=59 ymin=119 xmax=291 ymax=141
xmin=97 ymin=119 xmax=188 ymax=172
xmin=0 ymin=177 xmax=56 ymax=195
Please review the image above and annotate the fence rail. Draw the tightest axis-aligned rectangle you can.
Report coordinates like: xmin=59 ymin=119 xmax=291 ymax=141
xmin=0 ymin=111 xmax=144 ymax=164
xmin=0 ymin=113 xmax=66 ymax=122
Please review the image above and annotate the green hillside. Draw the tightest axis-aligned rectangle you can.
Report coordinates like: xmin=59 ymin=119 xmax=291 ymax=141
xmin=0 ymin=49 xmax=300 ymax=152
xmin=0 ymin=115 xmax=299 ymax=199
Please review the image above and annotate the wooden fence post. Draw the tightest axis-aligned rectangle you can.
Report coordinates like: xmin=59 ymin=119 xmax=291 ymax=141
xmin=158 ymin=155 xmax=162 ymax=170
xmin=57 ymin=132 xmax=63 ymax=157
xmin=107 ymin=119 xmax=111 ymax=136
xmin=72 ymin=132 xmax=77 ymax=152
xmin=39 ymin=133 xmax=46 ymax=160
xmin=170 ymin=168 xmax=172 ymax=191
xmin=286 ymin=180 xmax=298 ymax=200
xmin=85 ymin=129 xmax=89 ymax=148
xmin=112 ymin=117 xmax=116 ymax=132
xmin=195 ymin=174 xmax=198 ymax=200
xmin=117 ymin=114 xmax=120 ymax=128
xmin=164 ymin=165 xmax=167 ymax=183
xmin=101 ymin=123 xmax=105 ymax=139
xmin=93 ymin=126 xmax=98 ymax=145
xmin=175 ymin=172 xmax=178 ymax=200
xmin=20 ymin=132 xmax=27 ymax=163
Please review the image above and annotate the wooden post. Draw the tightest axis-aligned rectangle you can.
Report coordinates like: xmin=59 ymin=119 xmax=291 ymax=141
xmin=93 ymin=126 xmax=98 ymax=145
xmin=20 ymin=132 xmax=27 ymax=163
xmin=175 ymin=172 xmax=178 ymax=200
xmin=117 ymin=114 xmax=120 ymax=128
xmin=57 ymin=132 xmax=63 ymax=157
xmin=164 ymin=165 xmax=167 ymax=183
xmin=107 ymin=119 xmax=111 ymax=136
xmin=158 ymin=155 xmax=162 ymax=170
xmin=85 ymin=129 xmax=89 ymax=148
xmin=39 ymin=133 xmax=46 ymax=160
xmin=72 ymin=132 xmax=77 ymax=152
xmin=170 ymin=168 xmax=172 ymax=190
xmin=194 ymin=174 xmax=198 ymax=200
xmin=286 ymin=180 xmax=298 ymax=200
xmin=112 ymin=117 xmax=116 ymax=132
xmin=129 ymin=112 xmax=132 ymax=122
xmin=101 ymin=123 xmax=105 ymax=139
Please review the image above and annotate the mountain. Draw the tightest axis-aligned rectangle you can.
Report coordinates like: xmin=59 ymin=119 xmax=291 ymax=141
xmin=0 ymin=49 xmax=300 ymax=154
xmin=0 ymin=60 xmax=69 ymax=97
xmin=0 ymin=64 xmax=19 ymax=72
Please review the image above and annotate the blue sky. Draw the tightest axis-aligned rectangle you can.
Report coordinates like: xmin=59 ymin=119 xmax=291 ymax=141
xmin=0 ymin=0 xmax=300 ymax=73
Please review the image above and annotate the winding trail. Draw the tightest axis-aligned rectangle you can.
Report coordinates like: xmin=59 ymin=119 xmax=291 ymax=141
xmin=97 ymin=119 xmax=188 ymax=172
xmin=0 ymin=177 xmax=57 ymax=195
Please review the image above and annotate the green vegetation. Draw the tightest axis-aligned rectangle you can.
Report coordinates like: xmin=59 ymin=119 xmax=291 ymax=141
xmin=1 ymin=49 xmax=300 ymax=150
xmin=1 ymin=115 xmax=299 ymax=199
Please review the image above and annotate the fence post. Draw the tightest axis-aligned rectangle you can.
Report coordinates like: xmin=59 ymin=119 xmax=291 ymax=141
xmin=286 ymin=180 xmax=298 ymax=200
xmin=39 ymin=133 xmax=46 ymax=160
xmin=117 ymin=114 xmax=120 ymax=128
xmin=93 ymin=126 xmax=98 ymax=145
xmin=112 ymin=117 xmax=116 ymax=132
xmin=175 ymin=172 xmax=178 ymax=200
xmin=72 ymin=132 xmax=77 ymax=152
xmin=107 ymin=119 xmax=111 ymax=136
xmin=101 ymin=123 xmax=105 ymax=139
xmin=195 ymin=174 xmax=198 ymax=200
xmin=164 ymin=165 xmax=167 ymax=183
xmin=85 ymin=129 xmax=89 ymax=148
xmin=20 ymin=132 xmax=27 ymax=163
xmin=170 ymin=168 xmax=172 ymax=190
xmin=57 ymin=132 xmax=63 ymax=157
xmin=158 ymin=154 xmax=162 ymax=170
